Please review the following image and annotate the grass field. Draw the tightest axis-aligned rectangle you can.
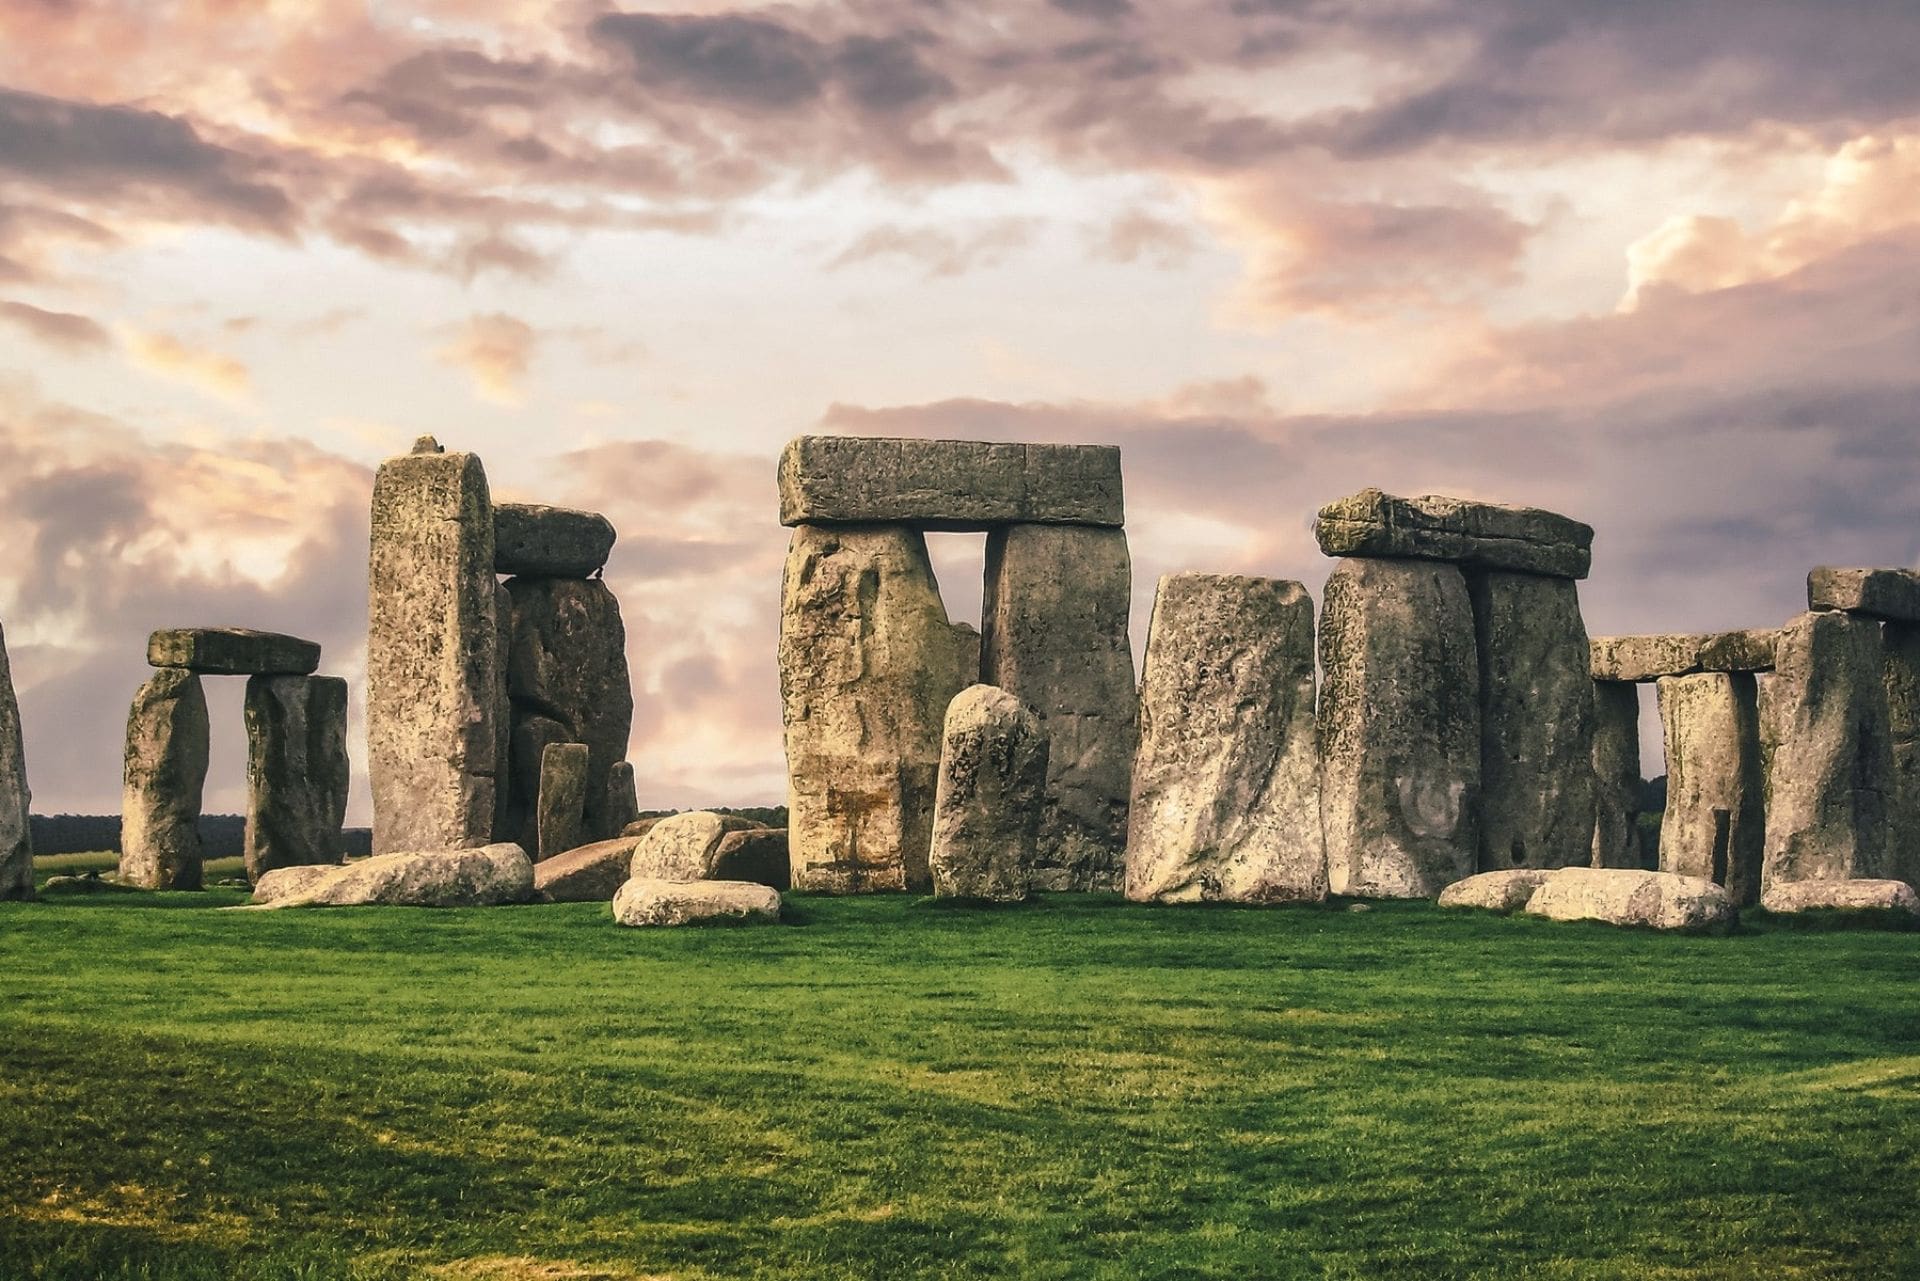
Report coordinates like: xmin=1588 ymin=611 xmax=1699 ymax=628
xmin=2 ymin=877 xmax=1917 ymax=1280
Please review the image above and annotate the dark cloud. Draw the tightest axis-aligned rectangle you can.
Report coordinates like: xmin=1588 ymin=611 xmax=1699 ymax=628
xmin=0 ymin=299 xmax=110 ymax=350
xmin=592 ymin=12 xmax=827 ymax=110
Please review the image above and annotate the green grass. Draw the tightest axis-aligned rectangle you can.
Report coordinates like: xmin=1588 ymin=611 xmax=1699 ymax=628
xmin=34 ymin=850 xmax=248 ymax=888
xmin=1 ymin=889 xmax=1916 ymax=1280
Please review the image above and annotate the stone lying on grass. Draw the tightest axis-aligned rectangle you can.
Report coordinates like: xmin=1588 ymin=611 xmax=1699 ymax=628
xmin=612 ymin=876 xmax=782 ymax=927
xmin=1759 ymin=878 xmax=1920 ymax=917
xmin=533 ymin=836 xmax=643 ymax=902
xmin=1523 ymin=867 xmax=1735 ymax=930
xmin=712 ymin=827 xmax=790 ymax=889
xmin=629 ymin=811 xmax=767 ymax=882
xmin=251 ymin=843 xmax=533 ymax=908
xmin=1435 ymin=868 xmax=1556 ymax=913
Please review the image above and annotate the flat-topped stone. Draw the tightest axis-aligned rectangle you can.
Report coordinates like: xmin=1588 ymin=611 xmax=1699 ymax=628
xmin=1808 ymin=567 xmax=1920 ymax=623
xmin=494 ymin=503 xmax=616 ymax=577
xmin=1589 ymin=630 xmax=1777 ymax=682
xmin=1315 ymin=488 xmax=1592 ymax=579
xmin=1760 ymin=878 xmax=1919 ymax=917
xmin=1524 ymin=867 xmax=1736 ymax=930
xmin=778 ymin=436 xmax=1124 ymax=530
xmin=1436 ymin=868 xmax=1555 ymax=913
xmin=250 ymin=843 xmax=533 ymax=908
xmin=612 ymin=877 xmax=782 ymax=927
xmin=147 ymin=628 xmax=319 ymax=676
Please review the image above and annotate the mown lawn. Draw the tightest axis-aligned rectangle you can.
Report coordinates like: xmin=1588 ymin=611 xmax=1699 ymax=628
xmin=1 ymin=881 xmax=1916 ymax=1279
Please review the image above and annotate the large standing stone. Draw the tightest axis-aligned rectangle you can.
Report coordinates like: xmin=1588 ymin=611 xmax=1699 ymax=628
xmin=981 ymin=524 xmax=1137 ymax=889
xmin=1470 ymin=571 xmax=1595 ymax=871
xmin=537 ymin=742 xmax=590 ymax=861
xmin=779 ymin=524 xmax=975 ymax=893
xmin=1124 ymin=574 xmax=1326 ymax=904
xmin=1319 ymin=558 xmax=1481 ymax=897
xmin=1762 ymin=611 xmax=1895 ymax=886
xmin=928 ymin=685 xmax=1049 ymax=901
xmin=1590 ymin=681 xmax=1644 ymax=869
xmin=120 ymin=667 xmax=209 ymax=890
xmin=243 ymin=674 xmax=349 ymax=881
xmin=1657 ymin=672 xmax=1765 ymax=905
xmin=778 ymin=437 xmax=1124 ymax=530
xmin=1884 ymin=623 xmax=1920 ymax=889
xmin=366 ymin=438 xmax=503 ymax=854
xmin=493 ymin=503 xmax=616 ymax=578
xmin=0 ymin=622 xmax=31 ymax=901
xmin=1315 ymin=489 xmax=1593 ymax=579
xmin=147 ymin=627 xmax=320 ymax=676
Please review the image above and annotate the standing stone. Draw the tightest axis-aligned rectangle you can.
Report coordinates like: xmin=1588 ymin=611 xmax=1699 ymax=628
xmin=1591 ymin=681 xmax=1644 ymax=869
xmin=537 ymin=742 xmax=590 ymax=861
xmin=1124 ymin=574 xmax=1326 ymax=904
xmin=1657 ymin=672 xmax=1765 ymax=905
xmin=1762 ymin=611 xmax=1895 ymax=886
xmin=1319 ymin=558 xmax=1481 ymax=897
xmin=1469 ymin=572 xmax=1595 ymax=871
xmin=1884 ymin=623 xmax=1920 ymax=888
xmin=604 ymin=761 xmax=640 ymax=838
xmin=243 ymin=675 xmax=349 ymax=881
xmin=981 ymin=524 xmax=1138 ymax=890
xmin=929 ymin=685 xmax=1049 ymax=901
xmin=120 ymin=667 xmax=209 ymax=890
xmin=779 ymin=524 xmax=975 ymax=893
xmin=0 ymin=622 xmax=31 ymax=901
xmin=366 ymin=438 xmax=503 ymax=853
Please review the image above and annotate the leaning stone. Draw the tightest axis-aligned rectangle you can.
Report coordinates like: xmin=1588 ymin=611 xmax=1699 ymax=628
xmin=604 ymin=761 xmax=640 ymax=837
xmin=981 ymin=524 xmax=1137 ymax=890
xmin=1808 ymin=566 xmax=1920 ymax=623
xmin=777 ymin=436 xmax=1124 ymax=530
xmin=1589 ymin=631 xmax=1778 ymax=682
xmin=243 ymin=675 xmax=349 ymax=881
xmin=1319 ymin=558 xmax=1481 ymax=898
xmin=1885 ymin=623 xmax=1920 ymax=890
xmin=1436 ymin=868 xmax=1555 ymax=912
xmin=630 ymin=811 xmax=766 ymax=881
xmin=251 ymin=843 xmax=534 ymax=908
xmin=147 ymin=627 xmax=319 ymax=676
xmin=537 ymin=742 xmax=590 ymax=861
xmin=1125 ymin=574 xmax=1326 ymax=904
xmin=533 ymin=836 xmax=643 ymax=902
xmin=1760 ymin=878 xmax=1920 ymax=917
xmin=1657 ymin=672 xmax=1765 ymax=905
xmin=1590 ymin=682 xmax=1644 ymax=869
xmin=120 ymin=667 xmax=209 ymax=890
xmin=0 ymin=622 xmax=30 ymax=901
xmin=612 ymin=876 xmax=782 ymax=927
xmin=494 ymin=502 xmax=617 ymax=578
xmin=1316 ymin=488 xmax=1593 ymax=579
xmin=929 ymin=685 xmax=1048 ymax=901
xmin=711 ymin=828 xmax=791 ymax=889
xmin=1524 ymin=867 xmax=1735 ymax=929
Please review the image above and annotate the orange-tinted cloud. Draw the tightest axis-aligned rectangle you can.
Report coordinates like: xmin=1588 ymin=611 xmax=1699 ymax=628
xmin=125 ymin=328 xmax=253 ymax=401
xmin=436 ymin=312 xmax=536 ymax=404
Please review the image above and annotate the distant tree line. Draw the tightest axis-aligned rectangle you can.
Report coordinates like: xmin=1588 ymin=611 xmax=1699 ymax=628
xmin=30 ymin=815 xmax=374 ymax=858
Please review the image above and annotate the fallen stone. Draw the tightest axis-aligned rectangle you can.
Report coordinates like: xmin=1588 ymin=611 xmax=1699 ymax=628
xmin=242 ymin=674 xmax=349 ymax=882
xmin=621 ymin=816 xmax=662 ymax=839
xmin=1589 ymin=630 xmax=1778 ymax=682
xmin=1315 ymin=488 xmax=1593 ymax=579
xmin=929 ymin=685 xmax=1048 ymax=901
xmin=120 ymin=667 xmax=209 ymax=890
xmin=1591 ymin=682 xmax=1644 ymax=869
xmin=533 ymin=836 xmax=642 ymax=902
xmin=147 ymin=627 xmax=320 ymax=676
xmin=537 ymin=742 xmax=590 ymax=861
xmin=493 ymin=502 xmax=617 ymax=577
xmin=1760 ymin=878 xmax=1920 ymax=917
xmin=0 ymin=622 xmax=30 ymax=901
xmin=1125 ymin=574 xmax=1326 ymax=904
xmin=612 ymin=876 xmax=782 ymax=927
xmin=711 ymin=828 xmax=791 ymax=889
xmin=604 ymin=761 xmax=640 ymax=837
xmin=1436 ymin=868 xmax=1555 ymax=912
xmin=251 ymin=843 xmax=533 ymax=908
xmin=630 ymin=810 xmax=767 ymax=881
xmin=777 ymin=436 xmax=1124 ymax=530
xmin=1885 ymin=623 xmax=1920 ymax=889
xmin=1524 ymin=867 xmax=1736 ymax=930
xmin=250 ymin=863 xmax=336 ymax=903
xmin=1657 ymin=672 xmax=1765 ymax=905
xmin=1808 ymin=566 xmax=1920 ymax=623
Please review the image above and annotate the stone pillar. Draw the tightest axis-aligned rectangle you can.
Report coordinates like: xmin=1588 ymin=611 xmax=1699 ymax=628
xmin=1125 ymin=573 xmax=1325 ymax=904
xmin=779 ymin=524 xmax=974 ymax=893
xmin=929 ymin=685 xmax=1048 ymax=901
xmin=981 ymin=524 xmax=1138 ymax=890
xmin=1320 ymin=558 xmax=1481 ymax=897
xmin=1657 ymin=672 xmax=1764 ymax=905
xmin=1762 ymin=610 xmax=1894 ymax=886
xmin=1590 ymin=681 xmax=1644 ymax=869
xmin=1886 ymin=623 xmax=1920 ymax=888
xmin=537 ymin=741 xmax=589 ymax=860
xmin=605 ymin=760 xmax=640 ymax=838
xmin=1468 ymin=571 xmax=1595 ymax=870
xmin=120 ymin=667 xmax=209 ymax=890
xmin=0 ymin=622 xmax=31 ymax=901
xmin=243 ymin=674 xmax=349 ymax=881
xmin=366 ymin=436 xmax=503 ymax=853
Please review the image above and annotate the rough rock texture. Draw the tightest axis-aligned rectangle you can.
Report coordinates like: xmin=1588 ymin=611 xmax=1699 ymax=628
xmin=1436 ymin=868 xmax=1555 ymax=912
xmin=537 ymin=742 xmax=590 ymax=861
xmin=366 ymin=441 xmax=503 ymax=854
xmin=0 ymin=622 xmax=30 ymax=900
xmin=612 ymin=876 xmax=782 ymax=927
xmin=1591 ymin=681 xmax=1644 ymax=869
xmin=1762 ymin=611 xmax=1895 ymax=887
xmin=493 ymin=502 xmax=616 ymax=577
xmin=629 ymin=810 xmax=767 ymax=881
xmin=778 ymin=436 xmax=1124 ymax=530
xmin=1124 ymin=574 xmax=1326 ymax=904
xmin=779 ymin=524 xmax=975 ymax=893
xmin=928 ymin=685 xmax=1048 ymax=901
xmin=120 ymin=667 xmax=209 ymax=890
xmin=1319 ymin=558 xmax=1481 ymax=898
xmin=1657 ymin=673 xmax=1765 ymax=905
xmin=1808 ymin=566 xmax=1920 ymax=623
xmin=711 ymin=828 xmax=791 ymax=889
xmin=533 ymin=836 xmax=642 ymax=902
xmin=1524 ymin=867 xmax=1736 ymax=930
xmin=604 ymin=761 xmax=640 ymax=838
xmin=981 ymin=524 xmax=1137 ymax=889
xmin=251 ymin=843 xmax=534 ymax=908
xmin=1315 ymin=489 xmax=1593 ymax=579
xmin=148 ymin=627 xmax=320 ymax=676
xmin=1761 ymin=878 xmax=1920 ymax=917
xmin=621 ymin=816 xmax=662 ymax=839
xmin=1471 ymin=571 xmax=1595 ymax=871
xmin=1588 ymin=630 xmax=1778 ymax=681
xmin=1885 ymin=623 xmax=1920 ymax=889
xmin=242 ymin=674 xmax=349 ymax=881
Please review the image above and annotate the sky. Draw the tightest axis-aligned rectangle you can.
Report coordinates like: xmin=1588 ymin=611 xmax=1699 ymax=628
xmin=1 ymin=0 xmax=1917 ymax=822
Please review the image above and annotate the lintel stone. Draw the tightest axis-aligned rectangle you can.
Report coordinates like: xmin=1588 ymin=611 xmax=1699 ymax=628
xmin=1315 ymin=488 xmax=1593 ymax=579
xmin=777 ymin=436 xmax=1123 ymax=530
xmin=148 ymin=627 xmax=320 ymax=676
xmin=494 ymin=503 xmax=616 ymax=578
xmin=1808 ymin=566 xmax=1920 ymax=623
xmin=1588 ymin=630 xmax=1777 ymax=682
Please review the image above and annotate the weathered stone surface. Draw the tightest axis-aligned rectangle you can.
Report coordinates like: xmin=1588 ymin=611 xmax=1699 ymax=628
xmin=778 ymin=436 xmax=1124 ymax=530
xmin=533 ymin=836 xmax=642 ymax=902
xmin=537 ymin=742 xmax=590 ymax=861
xmin=243 ymin=674 xmax=349 ymax=881
xmin=1589 ymin=630 xmax=1778 ymax=682
xmin=1657 ymin=673 xmax=1764 ymax=904
xmin=1808 ymin=566 xmax=1920 ymax=623
xmin=1316 ymin=489 xmax=1593 ymax=579
xmin=712 ymin=828 xmax=791 ymax=889
xmin=1524 ymin=867 xmax=1736 ymax=929
xmin=1885 ymin=623 xmax=1920 ymax=889
xmin=494 ymin=502 xmax=616 ymax=577
xmin=621 ymin=816 xmax=662 ymax=839
xmin=120 ymin=667 xmax=209 ymax=890
xmin=1762 ymin=611 xmax=1895 ymax=887
xmin=1124 ymin=574 xmax=1326 ymax=904
xmin=501 ymin=576 xmax=633 ymax=847
xmin=367 ymin=445 xmax=503 ymax=854
xmin=148 ymin=627 xmax=319 ymax=676
xmin=0 ymin=622 xmax=30 ymax=901
xmin=1320 ymin=558 xmax=1481 ymax=898
xmin=927 ymin=686 xmax=1048 ymax=901
xmin=604 ymin=761 xmax=640 ymax=837
xmin=1761 ymin=878 xmax=1920 ymax=917
xmin=629 ymin=810 xmax=766 ymax=881
xmin=779 ymin=524 xmax=975 ymax=892
xmin=251 ymin=843 xmax=534 ymax=908
xmin=612 ymin=876 xmax=782 ymax=927
xmin=981 ymin=524 xmax=1137 ymax=889
xmin=1471 ymin=572 xmax=1595 ymax=871
xmin=1591 ymin=681 xmax=1644 ymax=869
xmin=1436 ymin=868 xmax=1554 ymax=912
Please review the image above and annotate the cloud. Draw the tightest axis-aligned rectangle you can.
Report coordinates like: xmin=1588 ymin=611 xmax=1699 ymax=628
xmin=1091 ymin=209 xmax=1198 ymax=267
xmin=125 ymin=329 xmax=253 ymax=401
xmin=0 ymin=300 xmax=110 ymax=351
xmin=829 ymin=219 xmax=1035 ymax=277
xmin=436 ymin=312 xmax=536 ymax=404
